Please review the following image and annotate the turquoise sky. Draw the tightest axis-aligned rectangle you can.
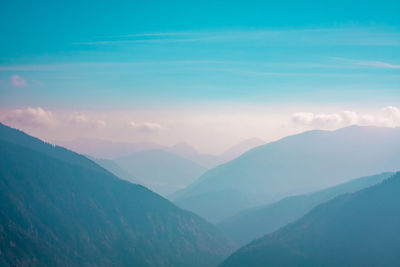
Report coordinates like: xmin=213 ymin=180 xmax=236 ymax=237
xmin=0 ymin=0 xmax=400 ymax=109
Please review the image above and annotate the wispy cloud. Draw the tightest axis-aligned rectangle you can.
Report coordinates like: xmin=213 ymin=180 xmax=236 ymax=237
xmin=73 ymin=28 xmax=400 ymax=46
xmin=332 ymin=57 xmax=400 ymax=69
xmin=11 ymin=75 xmax=27 ymax=87
xmin=355 ymin=61 xmax=400 ymax=69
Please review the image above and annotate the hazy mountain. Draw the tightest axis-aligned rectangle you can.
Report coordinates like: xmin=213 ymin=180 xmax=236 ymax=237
xmin=175 ymin=190 xmax=255 ymax=223
xmin=166 ymin=142 xmax=221 ymax=168
xmin=218 ymin=172 xmax=393 ymax=246
xmin=175 ymin=126 xmax=400 ymax=222
xmin=57 ymin=138 xmax=264 ymax=169
xmin=219 ymin=138 xmax=264 ymax=163
xmin=88 ymin=156 xmax=139 ymax=184
xmin=56 ymin=138 xmax=163 ymax=159
xmin=115 ymin=149 xmax=207 ymax=196
xmin=0 ymin=123 xmax=235 ymax=267
xmin=221 ymin=172 xmax=400 ymax=267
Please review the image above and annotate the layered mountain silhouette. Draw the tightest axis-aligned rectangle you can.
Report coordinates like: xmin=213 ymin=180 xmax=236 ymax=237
xmin=221 ymin=172 xmax=400 ymax=267
xmin=115 ymin=149 xmax=207 ymax=196
xmin=174 ymin=126 xmax=400 ymax=222
xmin=58 ymin=137 xmax=264 ymax=169
xmin=218 ymin=172 xmax=393 ymax=246
xmin=0 ymin=123 xmax=235 ymax=267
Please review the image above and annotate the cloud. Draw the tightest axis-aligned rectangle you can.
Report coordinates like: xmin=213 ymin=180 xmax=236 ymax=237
xmin=331 ymin=57 xmax=400 ymax=69
xmin=73 ymin=28 xmax=400 ymax=47
xmin=292 ymin=106 xmax=400 ymax=128
xmin=129 ymin=121 xmax=166 ymax=133
xmin=356 ymin=61 xmax=400 ymax=69
xmin=69 ymin=113 xmax=107 ymax=129
xmin=382 ymin=106 xmax=400 ymax=126
xmin=292 ymin=112 xmax=343 ymax=127
xmin=11 ymin=75 xmax=27 ymax=87
xmin=93 ymin=120 xmax=107 ymax=129
xmin=2 ymin=107 xmax=55 ymax=128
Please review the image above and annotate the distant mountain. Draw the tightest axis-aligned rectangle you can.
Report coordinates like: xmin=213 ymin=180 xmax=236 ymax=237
xmin=218 ymin=138 xmax=264 ymax=163
xmin=175 ymin=126 xmax=400 ymax=222
xmin=88 ymin=156 xmax=139 ymax=184
xmin=114 ymin=149 xmax=208 ymax=196
xmin=175 ymin=190 xmax=255 ymax=223
xmin=221 ymin=172 xmax=400 ymax=267
xmin=0 ymin=123 xmax=235 ymax=267
xmin=166 ymin=142 xmax=221 ymax=168
xmin=56 ymin=138 xmax=163 ymax=159
xmin=57 ymin=138 xmax=264 ymax=169
xmin=218 ymin=172 xmax=393 ymax=246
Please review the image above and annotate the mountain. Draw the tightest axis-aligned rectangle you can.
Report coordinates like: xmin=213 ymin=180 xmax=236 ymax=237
xmin=56 ymin=138 xmax=163 ymax=159
xmin=88 ymin=156 xmax=139 ymax=184
xmin=221 ymin=172 xmax=400 ymax=267
xmin=174 ymin=126 xmax=400 ymax=222
xmin=175 ymin=190 xmax=255 ymax=223
xmin=0 ymin=123 xmax=235 ymax=267
xmin=218 ymin=172 xmax=393 ymax=246
xmin=57 ymin=138 xmax=264 ymax=169
xmin=218 ymin=138 xmax=264 ymax=163
xmin=115 ymin=149 xmax=207 ymax=196
xmin=166 ymin=142 xmax=221 ymax=168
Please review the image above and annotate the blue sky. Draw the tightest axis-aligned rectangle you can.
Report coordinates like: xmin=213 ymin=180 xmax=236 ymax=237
xmin=1 ymin=0 xmax=400 ymax=107
xmin=0 ymin=1 xmax=399 ymax=152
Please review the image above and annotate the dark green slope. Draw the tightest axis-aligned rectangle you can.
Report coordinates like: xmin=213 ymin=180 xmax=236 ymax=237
xmin=0 ymin=123 xmax=104 ymax=174
xmin=221 ymin=172 xmax=400 ymax=267
xmin=0 ymin=125 xmax=235 ymax=267
xmin=218 ymin=172 xmax=393 ymax=246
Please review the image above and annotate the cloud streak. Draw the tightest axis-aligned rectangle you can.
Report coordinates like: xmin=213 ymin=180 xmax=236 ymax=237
xmin=73 ymin=28 xmax=400 ymax=47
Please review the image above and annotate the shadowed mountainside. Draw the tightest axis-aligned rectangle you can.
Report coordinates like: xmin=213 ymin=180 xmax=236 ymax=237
xmin=0 ymin=123 xmax=235 ymax=267
xmin=221 ymin=172 xmax=400 ymax=267
xmin=218 ymin=172 xmax=393 ymax=246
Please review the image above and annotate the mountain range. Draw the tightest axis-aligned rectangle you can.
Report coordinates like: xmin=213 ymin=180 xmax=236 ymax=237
xmin=57 ymin=137 xmax=264 ymax=168
xmin=218 ymin=172 xmax=394 ymax=246
xmin=221 ymin=172 xmax=400 ymax=266
xmin=173 ymin=126 xmax=400 ymax=223
xmin=0 ymin=123 xmax=235 ymax=266
xmin=114 ymin=149 xmax=207 ymax=196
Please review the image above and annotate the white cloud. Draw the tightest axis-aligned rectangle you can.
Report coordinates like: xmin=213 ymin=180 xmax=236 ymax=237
xmin=2 ymin=107 xmax=55 ymax=128
xmin=11 ymin=75 xmax=27 ymax=88
xmin=382 ymin=106 xmax=400 ymax=126
xmin=129 ymin=121 xmax=166 ymax=133
xmin=69 ymin=113 xmax=107 ymax=129
xmin=93 ymin=120 xmax=107 ymax=129
xmin=292 ymin=112 xmax=314 ymax=125
xmin=292 ymin=106 xmax=400 ymax=128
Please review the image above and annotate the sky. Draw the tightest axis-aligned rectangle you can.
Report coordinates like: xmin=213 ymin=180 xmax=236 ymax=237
xmin=0 ymin=0 xmax=400 ymax=153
